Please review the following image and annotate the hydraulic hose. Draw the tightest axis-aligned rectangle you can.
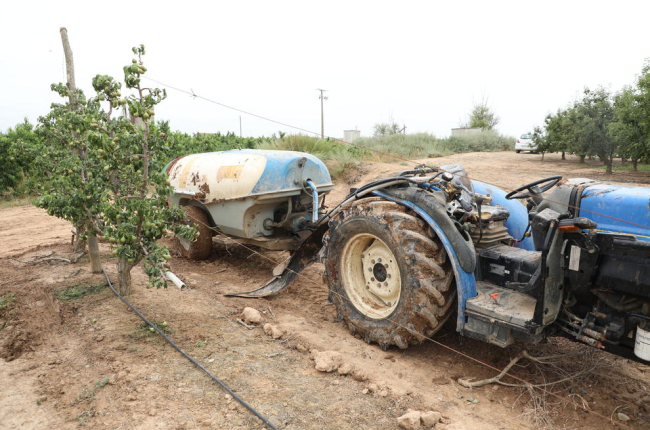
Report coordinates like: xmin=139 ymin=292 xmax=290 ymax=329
xmin=316 ymin=176 xmax=440 ymax=226
xmin=102 ymin=269 xmax=279 ymax=430
xmin=304 ymin=180 xmax=319 ymax=223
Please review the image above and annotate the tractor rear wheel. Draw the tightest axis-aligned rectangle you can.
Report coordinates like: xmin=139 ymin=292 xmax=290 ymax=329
xmin=178 ymin=206 xmax=212 ymax=260
xmin=323 ymin=198 xmax=455 ymax=350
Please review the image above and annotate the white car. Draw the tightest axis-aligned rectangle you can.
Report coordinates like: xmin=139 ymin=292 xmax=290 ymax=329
xmin=515 ymin=133 xmax=536 ymax=153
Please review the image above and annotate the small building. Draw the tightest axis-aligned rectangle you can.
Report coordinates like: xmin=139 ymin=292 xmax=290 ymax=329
xmin=343 ymin=130 xmax=361 ymax=142
xmin=451 ymin=127 xmax=482 ymax=137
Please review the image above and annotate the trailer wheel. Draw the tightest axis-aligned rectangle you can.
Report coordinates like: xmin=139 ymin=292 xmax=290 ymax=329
xmin=323 ymin=198 xmax=455 ymax=350
xmin=178 ymin=206 xmax=212 ymax=260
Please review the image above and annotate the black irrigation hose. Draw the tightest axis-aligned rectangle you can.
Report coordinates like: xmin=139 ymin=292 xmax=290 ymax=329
xmin=102 ymin=269 xmax=279 ymax=430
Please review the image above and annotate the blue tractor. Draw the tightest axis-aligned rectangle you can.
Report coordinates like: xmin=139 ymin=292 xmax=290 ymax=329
xmin=168 ymin=151 xmax=650 ymax=363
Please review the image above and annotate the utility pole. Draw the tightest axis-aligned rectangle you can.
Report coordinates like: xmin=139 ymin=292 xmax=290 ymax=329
xmin=239 ymin=115 xmax=242 ymax=138
xmin=317 ymin=89 xmax=328 ymax=139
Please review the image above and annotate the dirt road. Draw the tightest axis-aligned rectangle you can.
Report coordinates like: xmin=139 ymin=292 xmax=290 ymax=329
xmin=1 ymin=151 xmax=649 ymax=430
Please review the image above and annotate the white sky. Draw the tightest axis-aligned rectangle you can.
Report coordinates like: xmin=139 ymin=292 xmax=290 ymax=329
xmin=2 ymin=1 xmax=649 ymax=139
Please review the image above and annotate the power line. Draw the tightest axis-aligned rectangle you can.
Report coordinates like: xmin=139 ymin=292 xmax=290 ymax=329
xmin=142 ymin=75 xmax=650 ymax=233
xmin=141 ymin=74 xmax=638 ymax=428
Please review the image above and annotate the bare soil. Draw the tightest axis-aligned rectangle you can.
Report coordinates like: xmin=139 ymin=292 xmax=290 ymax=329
xmin=1 ymin=152 xmax=649 ymax=430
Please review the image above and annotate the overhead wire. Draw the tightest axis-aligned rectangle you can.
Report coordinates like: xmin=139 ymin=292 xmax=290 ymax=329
xmin=143 ymin=75 xmax=650 ymax=235
xmin=141 ymin=75 xmax=644 ymax=427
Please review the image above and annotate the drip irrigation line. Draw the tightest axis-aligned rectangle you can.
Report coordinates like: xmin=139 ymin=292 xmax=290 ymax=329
xmin=184 ymin=212 xmax=633 ymax=430
xmin=101 ymin=269 xmax=279 ymax=430
xmin=144 ymin=75 xmax=649 ymax=235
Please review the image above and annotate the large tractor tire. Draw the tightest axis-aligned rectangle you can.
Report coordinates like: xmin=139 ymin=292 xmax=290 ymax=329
xmin=178 ymin=206 xmax=213 ymax=260
xmin=323 ymin=198 xmax=455 ymax=350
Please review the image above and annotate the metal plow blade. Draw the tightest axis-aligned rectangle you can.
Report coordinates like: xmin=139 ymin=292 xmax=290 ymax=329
xmin=224 ymin=225 xmax=328 ymax=298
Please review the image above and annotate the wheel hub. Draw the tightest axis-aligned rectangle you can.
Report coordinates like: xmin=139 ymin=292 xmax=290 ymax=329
xmin=341 ymin=233 xmax=401 ymax=319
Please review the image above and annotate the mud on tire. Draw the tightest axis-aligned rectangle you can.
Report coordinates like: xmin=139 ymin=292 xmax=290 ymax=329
xmin=178 ymin=206 xmax=213 ymax=260
xmin=323 ymin=198 xmax=455 ymax=350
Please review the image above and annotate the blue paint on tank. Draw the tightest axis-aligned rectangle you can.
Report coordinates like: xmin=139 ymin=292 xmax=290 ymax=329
xmin=579 ymin=184 xmax=650 ymax=241
xmin=471 ymin=180 xmax=536 ymax=251
xmin=220 ymin=149 xmax=333 ymax=194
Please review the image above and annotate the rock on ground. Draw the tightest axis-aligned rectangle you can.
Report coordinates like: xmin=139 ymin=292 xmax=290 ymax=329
xmin=240 ymin=307 xmax=263 ymax=324
xmin=313 ymin=350 xmax=343 ymax=372
xmin=263 ymin=323 xmax=283 ymax=339
xmin=420 ymin=411 xmax=442 ymax=427
xmin=337 ymin=362 xmax=354 ymax=375
xmin=397 ymin=410 xmax=422 ymax=430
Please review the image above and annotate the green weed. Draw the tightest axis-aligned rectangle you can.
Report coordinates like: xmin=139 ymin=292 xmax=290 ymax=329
xmin=0 ymin=292 xmax=16 ymax=310
xmin=0 ymin=195 xmax=36 ymax=209
xmin=133 ymin=320 xmax=173 ymax=339
xmin=54 ymin=283 xmax=106 ymax=301
xmin=598 ymin=164 xmax=650 ymax=172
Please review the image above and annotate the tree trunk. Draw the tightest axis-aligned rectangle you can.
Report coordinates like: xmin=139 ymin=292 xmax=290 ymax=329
xmin=561 ymin=151 xmax=566 ymax=160
xmin=541 ymin=152 xmax=545 ymax=162
xmin=579 ymin=155 xmax=586 ymax=163
xmin=117 ymin=258 xmax=135 ymax=296
xmin=633 ymin=159 xmax=638 ymax=171
xmin=606 ymin=159 xmax=613 ymax=175
xmin=88 ymin=234 xmax=102 ymax=274
xmin=73 ymin=224 xmax=87 ymax=252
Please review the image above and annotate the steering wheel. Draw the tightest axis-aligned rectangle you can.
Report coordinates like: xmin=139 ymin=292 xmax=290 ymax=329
xmin=505 ymin=175 xmax=563 ymax=200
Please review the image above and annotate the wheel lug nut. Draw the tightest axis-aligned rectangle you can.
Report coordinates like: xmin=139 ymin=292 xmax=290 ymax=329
xmin=377 ymin=283 xmax=381 ymax=288
xmin=368 ymin=268 xmax=372 ymax=272
xmin=378 ymin=257 xmax=382 ymax=262
xmin=384 ymin=282 xmax=388 ymax=286
xmin=371 ymin=259 xmax=376 ymax=264
xmin=371 ymin=277 xmax=375 ymax=282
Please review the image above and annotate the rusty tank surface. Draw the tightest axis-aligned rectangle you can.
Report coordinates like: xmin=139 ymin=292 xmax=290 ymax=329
xmin=165 ymin=149 xmax=333 ymax=251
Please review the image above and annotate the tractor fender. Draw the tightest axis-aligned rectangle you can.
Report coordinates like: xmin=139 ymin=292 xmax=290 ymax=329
xmin=381 ymin=187 xmax=476 ymax=272
xmin=372 ymin=191 xmax=477 ymax=331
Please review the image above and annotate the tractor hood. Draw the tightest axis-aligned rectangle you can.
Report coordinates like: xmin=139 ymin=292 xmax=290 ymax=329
xmin=579 ymin=183 xmax=650 ymax=240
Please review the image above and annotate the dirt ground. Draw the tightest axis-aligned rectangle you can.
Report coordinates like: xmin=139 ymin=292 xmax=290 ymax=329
xmin=1 ymin=151 xmax=649 ymax=430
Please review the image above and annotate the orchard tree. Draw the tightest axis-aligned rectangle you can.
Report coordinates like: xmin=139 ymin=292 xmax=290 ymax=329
xmin=464 ymin=99 xmax=500 ymax=130
xmin=93 ymin=45 xmax=195 ymax=295
xmin=632 ymin=59 xmax=650 ymax=164
xmin=610 ymin=86 xmax=647 ymax=170
xmin=576 ymin=87 xmax=616 ymax=173
xmin=0 ymin=132 xmax=24 ymax=194
xmin=37 ymin=85 xmax=104 ymax=272
xmin=0 ymin=120 xmax=45 ymax=195
xmin=38 ymin=45 xmax=195 ymax=295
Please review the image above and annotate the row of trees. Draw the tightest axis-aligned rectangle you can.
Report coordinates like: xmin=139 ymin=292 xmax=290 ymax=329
xmin=533 ymin=61 xmax=650 ymax=173
xmin=0 ymin=123 xmax=263 ymax=197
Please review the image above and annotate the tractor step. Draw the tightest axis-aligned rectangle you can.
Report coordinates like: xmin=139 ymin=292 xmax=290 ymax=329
xmin=462 ymin=281 xmax=540 ymax=348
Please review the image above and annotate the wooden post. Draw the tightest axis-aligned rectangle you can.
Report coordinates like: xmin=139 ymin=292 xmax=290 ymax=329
xmin=60 ymin=28 xmax=78 ymax=109
xmin=59 ymin=27 xmax=102 ymax=274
